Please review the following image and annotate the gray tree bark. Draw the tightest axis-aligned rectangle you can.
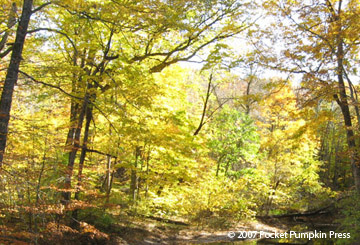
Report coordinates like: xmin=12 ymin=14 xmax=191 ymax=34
xmin=0 ymin=0 xmax=33 ymax=167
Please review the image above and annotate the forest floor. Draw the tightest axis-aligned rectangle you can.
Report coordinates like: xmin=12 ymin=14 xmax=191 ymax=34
xmin=107 ymin=217 xmax=284 ymax=244
xmin=0 ymin=206 xmax=337 ymax=244
xmin=106 ymin=208 xmax=337 ymax=244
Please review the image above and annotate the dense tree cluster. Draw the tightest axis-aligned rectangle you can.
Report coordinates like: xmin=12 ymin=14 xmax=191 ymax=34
xmin=0 ymin=0 xmax=360 ymax=243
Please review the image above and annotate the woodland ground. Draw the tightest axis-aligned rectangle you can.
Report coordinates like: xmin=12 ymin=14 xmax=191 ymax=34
xmin=1 ymin=0 xmax=360 ymax=244
xmin=0 ymin=205 xmax=337 ymax=245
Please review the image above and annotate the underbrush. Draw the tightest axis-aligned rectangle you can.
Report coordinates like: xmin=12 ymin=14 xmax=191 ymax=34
xmin=0 ymin=206 xmax=114 ymax=245
xmin=78 ymin=207 xmax=116 ymax=230
xmin=335 ymin=191 xmax=360 ymax=244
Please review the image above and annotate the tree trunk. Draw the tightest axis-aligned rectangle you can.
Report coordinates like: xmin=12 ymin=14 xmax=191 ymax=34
xmin=106 ymin=155 xmax=112 ymax=192
xmin=333 ymin=138 xmax=340 ymax=189
xmin=105 ymin=156 xmax=113 ymax=204
xmin=62 ymin=88 xmax=90 ymax=202
xmin=264 ymin=180 xmax=280 ymax=216
xmin=0 ymin=0 xmax=33 ymax=167
xmin=74 ymin=104 xmax=93 ymax=201
xmin=194 ymin=74 xmax=212 ymax=136
xmin=145 ymin=151 xmax=150 ymax=198
xmin=335 ymin=39 xmax=360 ymax=192
xmin=245 ymin=74 xmax=253 ymax=115
xmin=130 ymin=146 xmax=141 ymax=202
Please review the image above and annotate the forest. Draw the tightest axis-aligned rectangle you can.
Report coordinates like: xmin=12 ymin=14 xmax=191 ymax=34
xmin=0 ymin=0 xmax=360 ymax=244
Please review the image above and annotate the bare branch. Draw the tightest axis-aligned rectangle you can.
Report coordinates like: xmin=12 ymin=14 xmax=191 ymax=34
xmin=32 ymin=2 xmax=52 ymax=13
xmin=19 ymin=70 xmax=84 ymax=100
xmin=149 ymin=28 xmax=246 ymax=73
xmin=194 ymin=73 xmax=213 ymax=136
xmin=27 ymin=28 xmax=78 ymax=56
xmin=80 ymin=146 xmax=116 ymax=158
xmin=0 ymin=46 xmax=13 ymax=58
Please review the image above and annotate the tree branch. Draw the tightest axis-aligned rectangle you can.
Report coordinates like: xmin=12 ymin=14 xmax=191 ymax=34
xmin=80 ymin=146 xmax=116 ymax=158
xmin=0 ymin=46 xmax=13 ymax=58
xmin=19 ymin=70 xmax=84 ymax=100
xmin=27 ymin=28 xmax=78 ymax=56
xmin=32 ymin=2 xmax=52 ymax=13
xmin=194 ymin=73 xmax=213 ymax=136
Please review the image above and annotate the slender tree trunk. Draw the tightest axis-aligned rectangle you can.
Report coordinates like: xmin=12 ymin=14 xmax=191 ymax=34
xmin=245 ymin=75 xmax=253 ymax=115
xmin=320 ymin=122 xmax=330 ymax=162
xmin=326 ymin=125 xmax=335 ymax=182
xmin=335 ymin=39 xmax=360 ymax=192
xmin=65 ymin=51 xmax=81 ymax=148
xmin=224 ymin=159 xmax=231 ymax=176
xmin=65 ymin=98 xmax=79 ymax=147
xmin=215 ymin=154 xmax=225 ymax=177
xmin=62 ymin=88 xmax=90 ymax=202
xmin=343 ymin=71 xmax=360 ymax=132
xmin=216 ymin=161 xmax=220 ymax=177
xmin=265 ymin=180 xmax=280 ymax=216
xmin=105 ymin=171 xmax=114 ymax=204
xmin=34 ymin=141 xmax=47 ymax=232
xmin=194 ymin=74 xmax=212 ymax=136
xmin=333 ymin=138 xmax=340 ymax=189
xmin=0 ymin=0 xmax=33 ymax=167
xmin=145 ymin=151 xmax=150 ymax=198
xmin=72 ymin=103 xmax=92 ymax=222
xmin=130 ymin=146 xmax=141 ymax=202
xmin=74 ymin=104 xmax=93 ymax=201
xmin=105 ymin=156 xmax=113 ymax=204
xmin=106 ymin=155 xmax=112 ymax=192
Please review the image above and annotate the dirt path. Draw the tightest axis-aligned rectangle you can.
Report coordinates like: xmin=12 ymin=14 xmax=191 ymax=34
xmin=107 ymin=220 xmax=286 ymax=244
xmin=107 ymin=209 xmax=338 ymax=244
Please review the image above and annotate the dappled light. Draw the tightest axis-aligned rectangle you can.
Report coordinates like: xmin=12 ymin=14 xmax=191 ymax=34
xmin=0 ymin=0 xmax=359 ymax=244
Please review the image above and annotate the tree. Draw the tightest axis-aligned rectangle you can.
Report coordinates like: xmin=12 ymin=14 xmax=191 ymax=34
xmin=263 ymin=0 xmax=360 ymax=192
xmin=26 ymin=0 xmax=254 ymax=202
xmin=0 ymin=0 xmax=51 ymax=167
xmin=208 ymin=105 xmax=259 ymax=177
xmin=257 ymin=82 xmax=324 ymax=213
xmin=0 ymin=0 xmax=33 ymax=167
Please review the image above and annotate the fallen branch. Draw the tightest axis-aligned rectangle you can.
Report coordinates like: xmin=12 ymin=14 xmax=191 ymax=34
xmin=136 ymin=214 xmax=189 ymax=226
xmin=256 ymin=204 xmax=333 ymax=219
xmin=257 ymin=194 xmax=354 ymax=220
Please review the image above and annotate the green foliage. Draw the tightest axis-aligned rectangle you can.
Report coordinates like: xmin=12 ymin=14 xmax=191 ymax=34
xmin=208 ymin=106 xmax=259 ymax=177
xmin=256 ymin=84 xmax=329 ymax=213
xmin=0 ymin=0 xmax=355 ymax=243
xmin=336 ymin=192 xmax=360 ymax=244
xmin=78 ymin=208 xmax=115 ymax=230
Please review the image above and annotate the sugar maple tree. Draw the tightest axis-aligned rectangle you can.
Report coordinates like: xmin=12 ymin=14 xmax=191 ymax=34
xmin=262 ymin=0 xmax=360 ymax=191
xmin=257 ymin=82 xmax=325 ymax=213
xmin=0 ymin=0 xmax=359 ymax=243
xmin=21 ymin=0 xmax=253 ymax=203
